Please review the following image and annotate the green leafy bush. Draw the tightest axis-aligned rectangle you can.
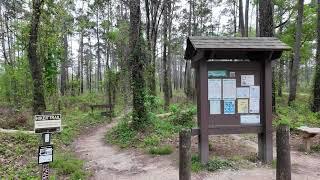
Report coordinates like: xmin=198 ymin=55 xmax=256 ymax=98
xmin=145 ymin=93 xmax=164 ymax=113
xmin=191 ymin=155 xmax=234 ymax=172
xmin=168 ymin=104 xmax=196 ymax=128
xmin=206 ymin=157 xmax=233 ymax=172
xmin=105 ymin=115 xmax=138 ymax=148
xmin=275 ymin=101 xmax=320 ymax=129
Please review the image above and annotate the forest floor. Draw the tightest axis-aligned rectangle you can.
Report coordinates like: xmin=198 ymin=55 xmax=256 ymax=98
xmin=73 ymin=115 xmax=320 ymax=180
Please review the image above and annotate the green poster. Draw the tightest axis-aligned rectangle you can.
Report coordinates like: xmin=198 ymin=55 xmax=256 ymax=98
xmin=208 ymin=70 xmax=227 ymax=78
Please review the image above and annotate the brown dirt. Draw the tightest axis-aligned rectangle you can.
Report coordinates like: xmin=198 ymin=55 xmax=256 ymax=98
xmin=73 ymin=116 xmax=320 ymax=180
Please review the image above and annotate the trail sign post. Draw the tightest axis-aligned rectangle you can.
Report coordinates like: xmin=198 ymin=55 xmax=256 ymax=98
xmin=184 ymin=37 xmax=290 ymax=164
xmin=35 ymin=112 xmax=61 ymax=179
xmin=34 ymin=114 xmax=62 ymax=133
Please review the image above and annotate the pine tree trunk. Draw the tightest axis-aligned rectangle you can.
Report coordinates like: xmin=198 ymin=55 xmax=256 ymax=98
xmin=163 ymin=0 xmax=170 ymax=110
xmin=129 ymin=0 xmax=147 ymax=131
xmin=60 ymin=26 xmax=68 ymax=96
xmin=289 ymin=0 xmax=304 ymax=105
xmin=96 ymin=11 xmax=102 ymax=91
xmin=28 ymin=0 xmax=46 ymax=115
xmin=245 ymin=0 xmax=249 ymax=36
xmin=312 ymin=0 xmax=320 ymax=112
xmin=259 ymin=0 xmax=275 ymax=112
xmin=239 ymin=0 xmax=245 ymax=37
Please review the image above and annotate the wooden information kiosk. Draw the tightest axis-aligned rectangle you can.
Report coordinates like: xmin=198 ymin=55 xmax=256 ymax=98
xmin=184 ymin=37 xmax=290 ymax=164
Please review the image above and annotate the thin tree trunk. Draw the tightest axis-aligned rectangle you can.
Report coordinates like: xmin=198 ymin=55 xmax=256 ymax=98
xmin=245 ymin=0 xmax=249 ymax=36
xmin=289 ymin=0 xmax=304 ymax=104
xmin=60 ymin=25 xmax=68 ymax=96
xmin=312 ymin=0 xmax=320 ymax=112
xmin=163 ymin=0 xmax=170 ymax=110
xmin=256 ymin=0 xmax=259 ymax=36
xmin=96 ymin=11 xmax=102 ymax=91
xmin=28 ymin=0 xmax=46 ymax=115
xmin=239 ymin=0 xmax=245 ymax=37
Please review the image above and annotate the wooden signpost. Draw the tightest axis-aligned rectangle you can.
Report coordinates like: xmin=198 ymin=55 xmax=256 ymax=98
xmin=34 ymin=112 xmax=61 ymax=179
xmin=184 ymin=36 xmax=290 ymax=164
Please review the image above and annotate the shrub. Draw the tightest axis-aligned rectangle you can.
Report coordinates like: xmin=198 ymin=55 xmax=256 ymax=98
xmin=169 ymin=104 xmax=196 ymax=128
xmin=148 ymin=145 xmax=173 ymax=155
xmin=191 ymin=155 xmax=204 ymax=172
xmin=143 ymin=135 xmax=160 ymax=147
xmin=145 ymin=93 xmax=164 ymax=113
xmin=206 ymin=157 xmax=233 ymax=172
xmin=275 ymin=102 xmax=320 ymax=129
xmin=105 ymin=115 xmax=137 ymax=148
xmin=191 ymin=155 xmax=234 ymax=172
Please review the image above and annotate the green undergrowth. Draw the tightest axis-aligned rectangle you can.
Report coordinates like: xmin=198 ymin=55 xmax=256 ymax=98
xmin=105 ymin=104 xmax=196 ymax=155
xmin=191 ymin=154 xmax=256 ymax=173
xmin=275 ymin=95 xmax=320 ymax=128
xmin=0 ymin=106 xmax=109 ymax=179
xmin=191 ymin=155 xmax=234 ymax=172
xmin=311 ymin=144 xmax=320 ymax=152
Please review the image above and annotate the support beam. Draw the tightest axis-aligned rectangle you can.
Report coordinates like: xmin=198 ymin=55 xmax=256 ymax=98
xmin=258 ymin=52 xmax=274 ymax=163
xmin=198 ymin=59 xmax=209 ymax=164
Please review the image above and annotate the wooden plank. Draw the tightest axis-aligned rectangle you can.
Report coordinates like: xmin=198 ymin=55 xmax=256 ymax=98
xmin=297 ymin=127 xmax=320 ymax=134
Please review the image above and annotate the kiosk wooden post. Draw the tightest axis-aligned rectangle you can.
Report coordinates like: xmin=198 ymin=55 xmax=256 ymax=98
xmin=185 ymin=37 xmax=290 ymax=164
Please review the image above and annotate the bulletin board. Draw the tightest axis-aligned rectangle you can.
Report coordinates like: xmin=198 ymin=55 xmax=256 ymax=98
xmin=206 ymin=61 xmax=264 ymax=128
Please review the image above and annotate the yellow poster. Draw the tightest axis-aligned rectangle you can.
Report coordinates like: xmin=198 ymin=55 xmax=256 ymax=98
xmin=237 ymin=99 xmax=248 ymax=113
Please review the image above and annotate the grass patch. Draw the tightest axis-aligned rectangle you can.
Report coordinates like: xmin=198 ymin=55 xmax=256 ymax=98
xmin=272 ymin=159 xmax=277 ymax=169
xmin=311 ymin=144 xmax=320 ymax=152
xmin=191 ymin=155 xmax=238 ymax=172
xmin=0 ymin=97 xmax=110 ymax=178
xmin=51 ymin=153 xmax=87 ymax=179
xmin=148 ymin=145 xmax=173 ymax=155
xmin=105 ymin=115 xmax=138 ymax=148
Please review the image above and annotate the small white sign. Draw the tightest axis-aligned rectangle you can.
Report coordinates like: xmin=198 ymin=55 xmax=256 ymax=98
xmin=34 ymin=114 xmax=61 ymax=133
xmin=38 ymin=145 xmax=53 ymax=164
xmin=237 ymin=87 xmax=250 ymax=98
xmin=210 ymin=100 xmax=221 ymax=114
xmin=250 ymin=86 xmax=260 ymax=99
xmin=241 ymin=75 xmax=255 ymax=86
xmin=208 ymin=79 xmax=222 ymax=100
xmin=249 ymin=99 xmax=260 ymax=113
xmin=241 ymin=115 xmax=260 ymax=124
xmin=223 ymin=79 xmax=236 ymax=100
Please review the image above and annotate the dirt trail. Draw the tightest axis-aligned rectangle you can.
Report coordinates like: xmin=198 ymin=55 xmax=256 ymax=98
xmin=73 ymin=116 xmax=320 ymax=180
xmin=73 ymin=117 xmax=179 ymax=180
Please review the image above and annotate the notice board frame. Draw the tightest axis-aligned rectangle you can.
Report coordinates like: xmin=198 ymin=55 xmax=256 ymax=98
xmin=184 ymin=37 xmax=290 ymax=164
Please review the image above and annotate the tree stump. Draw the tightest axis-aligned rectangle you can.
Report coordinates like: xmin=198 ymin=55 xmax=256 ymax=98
xmin=276 ymin=125 xmax=291 ymax=180
xmin=179 ymin=129 xmax=191 ymax=180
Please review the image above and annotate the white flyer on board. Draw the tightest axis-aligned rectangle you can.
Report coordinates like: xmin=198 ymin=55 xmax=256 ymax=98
xmin=240 ymin=115 xmax=260 ymax=124
xmin=223 ymin=79 xmax=236 ymax=100
xmin=241 ymin=75 xmax=255 ymax=86
xmin=249 ymin=99 xmax=260 ymax=113
xmin=208 ymin=79 xmax=221 ymax=100
xmin=237 ymin=87 xmax=250 ymax=98
xmin=250 ymin=86 xmax=260 ymax=99
xmin=210 ymin=100 xmax=221 ymax=114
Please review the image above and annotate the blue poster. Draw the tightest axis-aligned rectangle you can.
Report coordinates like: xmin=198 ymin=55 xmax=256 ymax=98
xmin=224 ymin=100 xmax=235 ymax=114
